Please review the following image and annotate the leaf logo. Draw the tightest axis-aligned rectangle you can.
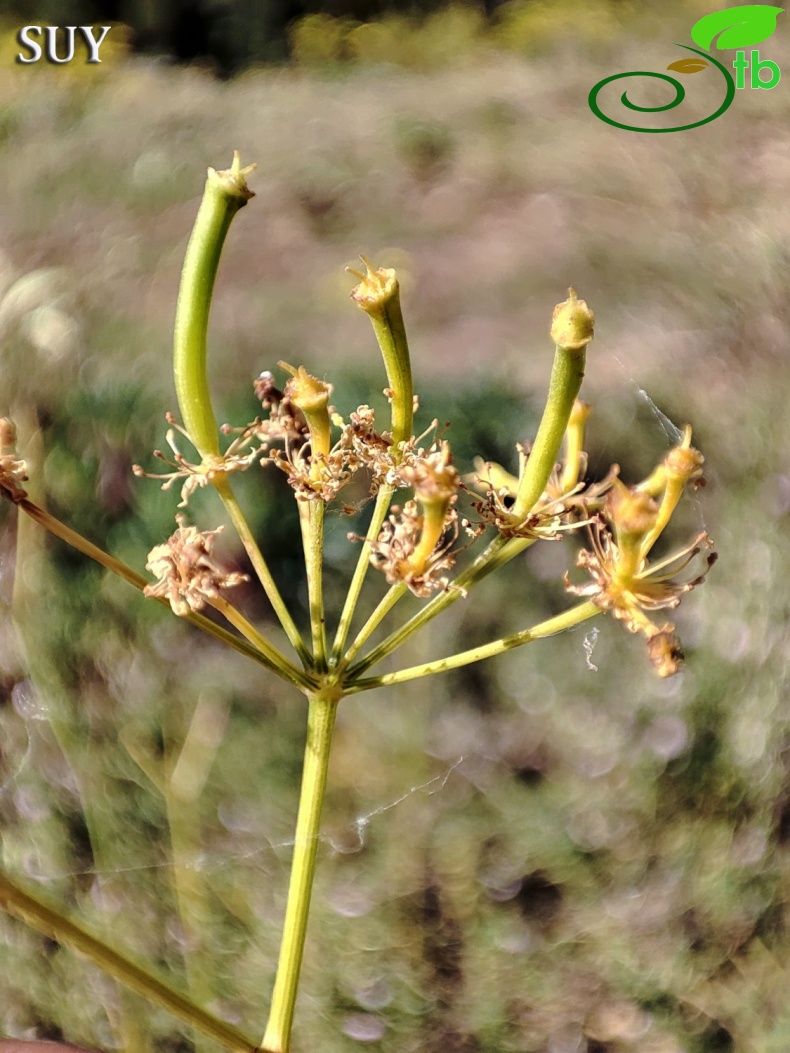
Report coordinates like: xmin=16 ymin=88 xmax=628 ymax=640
xmin=667 ymin=57 xmax=709 ymax=74
xmin=690 ymin=4 xmax=783 ymax=50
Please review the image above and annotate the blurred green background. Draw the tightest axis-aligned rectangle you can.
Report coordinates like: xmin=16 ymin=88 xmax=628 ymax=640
xmin=1 ymin=3 xmax=790 ymax=1051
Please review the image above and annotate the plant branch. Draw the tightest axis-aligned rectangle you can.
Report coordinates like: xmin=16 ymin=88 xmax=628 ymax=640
xmin=0 ymin=870 xmax=258 ymax=1053
xmin=298 ymin=499 xmax=327 ymax=669
xmin=345 ymin=600 xmax=600 ymax=692
xmin=347 ymin=533 xmax=535 ymax=678
xmin=330 ymin=484 xmax=395 ymax=664
xmin=16 ymin=497 xmax=303 ymax=685
xmin=214 ymin=475 xmax=310 ymax=666
xmin=337 ymin=580 xmax=407 ymax=673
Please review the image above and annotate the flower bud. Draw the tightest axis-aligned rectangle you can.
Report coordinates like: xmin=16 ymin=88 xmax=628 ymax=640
xmin=279 ymin=363 xmax=332 ymax=459
xmin=348 ymin=257 xmax=399 ymax=316
xmin=550 ymin=288 xmax=595 ymax=351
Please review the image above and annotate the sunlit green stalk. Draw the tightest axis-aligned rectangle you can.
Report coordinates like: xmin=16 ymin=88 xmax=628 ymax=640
xmin=347 ymin=533 xmax=535 ymax=679
xmin=0 ymin=870 xmax=257 ymax=1053
xmin=337 ymin=580 xmax=407 ymax=673
xmin=298 ymin=499 xmax=328 ymax=668
xmin=510 ymin=345 xmax=586 ymax=521
xmin=210 ymin=595 xmax=315 ymax=692
xmin=345 ymin=601 xmax=600 ymax=693
xmin=262 ymin=688 xmax=340 ymax=1053
xmin=511 ymin=289 xmax=593 ymax=521
xmin=171 ymin=151 xmax=308 ymax=663
xmin=214 ymin=474 xmax=310 ymax=666
xmin=332 ymin=261 xmax=414 ymax=664
xmin=331 ymin=484 xmax=395 ymax=665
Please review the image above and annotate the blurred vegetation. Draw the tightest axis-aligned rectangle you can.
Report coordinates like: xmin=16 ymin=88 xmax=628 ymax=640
xmin=1 ymin=3 xmax=790 ymax=1052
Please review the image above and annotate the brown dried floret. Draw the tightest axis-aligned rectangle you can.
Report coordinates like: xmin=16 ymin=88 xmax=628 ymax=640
xmin=565 ymin=514 xmax=716 ymax=675
xmin=0 ymin=417 xmax=29 ymax=503
xmin=144 ymin=516 xmax=249 ymax=616
xmin=367 ymin=499 xmax=459 ymax=597
xmin=470 ymin=452 xmax=615 ymax=541
xmin=134 ymin=413 xmax=262 ymax=507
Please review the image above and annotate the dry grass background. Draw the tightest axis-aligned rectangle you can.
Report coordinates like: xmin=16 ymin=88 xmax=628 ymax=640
xmin=1 ymin=5 xmax=790 ymax=1051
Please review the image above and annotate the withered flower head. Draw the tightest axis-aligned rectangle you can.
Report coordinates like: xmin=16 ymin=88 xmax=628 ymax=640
xmin=367 ymin=499 xmax=459 ymax=598
xmin=144 ymin=516 xmax=248 ymax=616
xmin=565 ymin=513 xmax=716 ymax=675
xmin=399 ymin=441 xmax=458 ymax=505
xmin=134 ymin=413 xmax=262 ymax=507
xmin=0 ymin=417 xmax=29 ymax=503
xmin=647 ymin=627 xmax=685 ymax=679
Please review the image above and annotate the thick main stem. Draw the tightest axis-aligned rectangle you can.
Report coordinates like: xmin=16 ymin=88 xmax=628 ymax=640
xmin=262 ymin=689 xmax=340 ymax=1053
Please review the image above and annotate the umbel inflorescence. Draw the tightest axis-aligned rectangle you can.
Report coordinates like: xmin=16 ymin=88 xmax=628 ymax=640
xmin=132 ymin=256 xmax=714 ymax=680
xmin=0 ymin=153 xmax=716 ymax=1053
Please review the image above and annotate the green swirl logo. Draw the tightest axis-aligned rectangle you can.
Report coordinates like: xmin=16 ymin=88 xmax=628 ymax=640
xmin=589 ymin=5 xmax=782 ymax=133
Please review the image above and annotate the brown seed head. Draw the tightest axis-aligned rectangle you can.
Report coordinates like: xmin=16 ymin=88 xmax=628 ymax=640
xmin=647 ymin=627 xmax=685 ymax=678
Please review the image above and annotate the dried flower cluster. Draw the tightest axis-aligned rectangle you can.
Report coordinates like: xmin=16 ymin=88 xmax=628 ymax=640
xmin=144 ymin=516 xmax=248 ymax=616
xmin=133 ymin=413 xmax=261 ymax=507
xmin=565 ymin=428 xmax=716 ymax=676
xmin=367 ymin=441 xmax=460 ymax=596
xmin=0 ymin=417 xmax=28 ymax=503
xmin=469 ymin=400 xmax=614 ymax=540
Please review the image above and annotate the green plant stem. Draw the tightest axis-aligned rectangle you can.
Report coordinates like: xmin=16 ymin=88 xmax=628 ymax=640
xmin=214 ymin=474 xmax=310 ymax=666
xmin=337 ymin=581 xmax=407 ymax=672
xmin=261 ymin=688 xmax=340 ymax=1053
xmin=298 ymin=499 xmax=327 ymax=669
xmin=0 ymin=869 xmax=258 ymax=1053
xmin=347 ymin=533 xmax=534 ymax=679
xmin=345 ymin=333 xmax=586 ymax=678
xmin=16 ymin=496 xmax=305 ymax=685
xmin=210 ymin=596 xmax=315 ymax=692
xmin=345 ymin=601 xmax=600 ymax=693
xmin=330 ymin=484 xmax=395 ymax=665
xmin=511 ymin=344 xmax=586 ymax=521
xmin=368 ymin=296 xmax=413 ymax=451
